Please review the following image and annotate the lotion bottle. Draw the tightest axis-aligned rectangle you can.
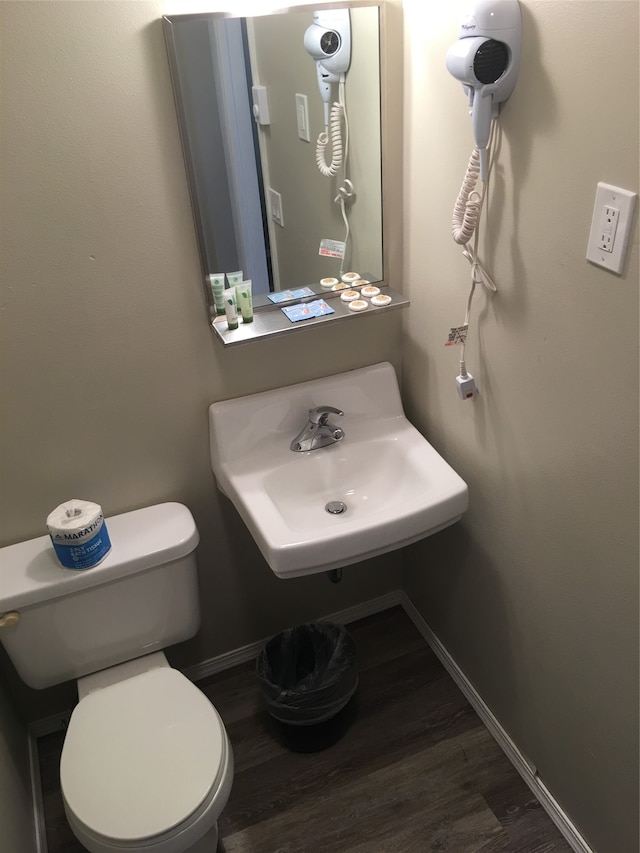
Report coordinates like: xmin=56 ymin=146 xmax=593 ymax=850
xmin=224 ymin=287 xmax=239 ymax=330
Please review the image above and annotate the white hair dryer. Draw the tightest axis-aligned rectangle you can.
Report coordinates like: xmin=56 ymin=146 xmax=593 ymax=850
xmin=304 ymin=9 xmax=351 ymax=128
xmin=446 ymin=0 xmax=522 ymax=180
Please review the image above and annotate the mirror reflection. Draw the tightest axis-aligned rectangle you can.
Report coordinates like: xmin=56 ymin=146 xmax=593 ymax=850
xmin=163 ymin=5 xmax=383 ymax=305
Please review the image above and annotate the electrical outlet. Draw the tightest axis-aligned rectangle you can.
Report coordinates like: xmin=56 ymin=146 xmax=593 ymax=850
xmin=587 ymin=183 xmax=637 ymax=274
xmin=597 ymin=205 xmax=619 ymax=252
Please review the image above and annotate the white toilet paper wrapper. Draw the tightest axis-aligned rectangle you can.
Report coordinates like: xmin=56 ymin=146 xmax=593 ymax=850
xmin=47 ymin=499 xmax=112 ymax=570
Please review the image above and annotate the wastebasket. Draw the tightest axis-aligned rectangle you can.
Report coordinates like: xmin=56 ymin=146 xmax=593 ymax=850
xmin=256 ymin=622 xmax=358 ymax=751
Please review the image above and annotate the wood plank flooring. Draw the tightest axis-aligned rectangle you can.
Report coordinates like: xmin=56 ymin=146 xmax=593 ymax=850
xmin=38 ymin=607 xmax=573 ymax=852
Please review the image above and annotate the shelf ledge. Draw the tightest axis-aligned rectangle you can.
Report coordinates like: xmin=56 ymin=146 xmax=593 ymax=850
xmin=211 ymin=287 xmax=409 ymax=346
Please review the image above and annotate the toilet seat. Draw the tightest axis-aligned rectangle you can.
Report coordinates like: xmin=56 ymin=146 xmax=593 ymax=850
xmin=61 ymin=666 xmax=228 ymax=847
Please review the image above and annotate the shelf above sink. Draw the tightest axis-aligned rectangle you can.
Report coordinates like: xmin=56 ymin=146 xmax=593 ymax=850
xmin=210 ymin=287 xmax=409 ymax=346
xmin=209 ymin=362 xmax=468 ymax=577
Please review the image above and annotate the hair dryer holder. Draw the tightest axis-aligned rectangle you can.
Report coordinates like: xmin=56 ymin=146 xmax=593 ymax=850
xmin=304 ymin=9 xmax=351 ymax=124
xmin=445 ymin=0 xmax=522 ymax=178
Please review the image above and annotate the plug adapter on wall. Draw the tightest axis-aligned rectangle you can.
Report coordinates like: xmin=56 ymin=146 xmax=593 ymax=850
xmin=586 ymin=182 xmax=637 ymax=275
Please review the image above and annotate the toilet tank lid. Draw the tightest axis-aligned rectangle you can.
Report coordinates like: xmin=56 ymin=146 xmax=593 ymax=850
xmin=0 ymin=503 xmax=199 ymax=611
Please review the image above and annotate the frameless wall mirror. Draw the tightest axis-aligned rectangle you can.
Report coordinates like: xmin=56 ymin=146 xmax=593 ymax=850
xmin=163 ymin=1 xmax=403 ymax=343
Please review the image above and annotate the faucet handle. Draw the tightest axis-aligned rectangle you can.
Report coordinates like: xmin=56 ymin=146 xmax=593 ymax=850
xmin=308 ymin=405 xmax=344 ymax=425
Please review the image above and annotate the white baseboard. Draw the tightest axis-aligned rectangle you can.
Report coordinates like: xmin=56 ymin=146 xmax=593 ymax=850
xmin=399 ymin=592 xmax=594 ymax=853
xmin=183 ymin=590 xmax=403 ymax=683
xmin=28 ymin=729 xmax=46 ymax=853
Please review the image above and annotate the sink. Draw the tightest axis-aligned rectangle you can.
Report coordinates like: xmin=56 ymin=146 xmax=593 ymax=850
xmin=209 ymin=362 xmax=468 ymax=578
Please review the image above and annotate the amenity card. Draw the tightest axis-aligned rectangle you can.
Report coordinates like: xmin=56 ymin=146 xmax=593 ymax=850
xmin=282 ymin=299 xmax=335 ymax=323
xmin=268 ymin=287 xmax=316 ymax=303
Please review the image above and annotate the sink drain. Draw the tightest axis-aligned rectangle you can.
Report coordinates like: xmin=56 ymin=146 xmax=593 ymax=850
xmin=325 ymin=500 xmax=347 ymax=515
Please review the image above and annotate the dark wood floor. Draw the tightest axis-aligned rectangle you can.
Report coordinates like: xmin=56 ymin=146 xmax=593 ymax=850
xmin=39 ymin=607 xmax=572 ymax=853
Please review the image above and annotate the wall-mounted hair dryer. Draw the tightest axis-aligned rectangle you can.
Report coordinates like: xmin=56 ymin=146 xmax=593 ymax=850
xmin=304 ymin=9 xmax=351 ymax=128
xmin=446 ymin=0 xmax=522 ymax=180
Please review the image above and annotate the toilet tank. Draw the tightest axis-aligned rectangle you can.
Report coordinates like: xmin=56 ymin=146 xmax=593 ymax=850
xmin=0 ymin=503 xmax=201 ymax=689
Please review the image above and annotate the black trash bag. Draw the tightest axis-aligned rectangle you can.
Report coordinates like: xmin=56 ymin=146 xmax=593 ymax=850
xmin=256 ymin=622 xmax=358 ymax=727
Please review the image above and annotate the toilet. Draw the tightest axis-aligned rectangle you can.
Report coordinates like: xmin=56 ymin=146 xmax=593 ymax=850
xmin=0 ymin=502 xmax=233 ymax=853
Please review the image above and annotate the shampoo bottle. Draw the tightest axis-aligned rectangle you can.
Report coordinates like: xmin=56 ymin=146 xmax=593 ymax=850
xmin=224 ymin=287 xmax=239 ymax=330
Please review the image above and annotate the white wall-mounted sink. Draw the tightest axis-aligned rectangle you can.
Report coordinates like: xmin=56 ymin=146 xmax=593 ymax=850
xmin=209 ymin=362 xmax=468 ymax=578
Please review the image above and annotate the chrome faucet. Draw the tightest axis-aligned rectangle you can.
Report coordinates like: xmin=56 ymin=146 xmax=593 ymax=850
xmin=290 ymin=405 xmax=345 ymax=452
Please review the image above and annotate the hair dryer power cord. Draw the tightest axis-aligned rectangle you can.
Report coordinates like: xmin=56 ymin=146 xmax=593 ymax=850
xmin=451 ymin=122 xmax=498 ymax=389
xmin=316 ymin=102 xmax=345 ymax=177
xmin=315 ymin=81 xmax=355 ymax=274
xmin=315 ymin=80 xmax=350 ymax=178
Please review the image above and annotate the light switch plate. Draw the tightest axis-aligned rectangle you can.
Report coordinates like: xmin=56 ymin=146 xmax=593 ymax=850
xmin=251 ymin=85 xmax=270 ymax=125
xmin=268 ymin=188 xmax=284 ymax=227
xmin=295 ymin=93 xmax=310 ymax=142
xmin=586 ymin=182 xmax=637 ymax=274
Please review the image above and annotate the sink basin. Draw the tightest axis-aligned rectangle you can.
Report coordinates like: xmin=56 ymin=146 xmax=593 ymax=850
xmin=209 ymin=362 xmax=468 ymax=578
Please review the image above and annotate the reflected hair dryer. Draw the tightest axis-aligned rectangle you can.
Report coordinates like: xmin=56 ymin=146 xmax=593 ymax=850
xmin=445 ymin=0 xmax=522 ymax=180
xmin=304 ymin=9 xmax=351 ymax=127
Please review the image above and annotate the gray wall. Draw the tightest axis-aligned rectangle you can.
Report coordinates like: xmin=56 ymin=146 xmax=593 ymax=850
xmin=0 ymin=683 xmax=34 ymax=852
xmin=0 ymin=2 xmax=638 ymax=853
xmin=0 ymin=0 xmax=403 ymax=724
xmin=400 ymin=2 xmax=639 ymax=852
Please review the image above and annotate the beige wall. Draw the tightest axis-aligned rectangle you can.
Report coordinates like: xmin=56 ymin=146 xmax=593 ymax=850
xmin=1 ymin=2 xmax=638 ymax=852
xmin=0 ymin=0 xmax=403 ymax=721
xmin=401 ymin=2 xmax=639 ymax=852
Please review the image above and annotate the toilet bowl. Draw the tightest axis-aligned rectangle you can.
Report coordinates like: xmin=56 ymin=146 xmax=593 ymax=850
xmin=0 ymin=503 xmax=233 ymax=853
xmin=61 ymin=653 xmax=234 ymax=853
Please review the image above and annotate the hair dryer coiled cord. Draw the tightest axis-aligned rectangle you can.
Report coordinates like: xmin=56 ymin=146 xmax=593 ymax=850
xmin=452 ymin=147 xmax=482 ymax=245
xmin=451 ymin=136 xmax=497 ymax=295
xmin=314 ymin=80 xmax=355 ymax=274
xmin=450 ymin=126 xmax=498 ymax=386
xmin=316 ymin=100 xmax=346 ymax=177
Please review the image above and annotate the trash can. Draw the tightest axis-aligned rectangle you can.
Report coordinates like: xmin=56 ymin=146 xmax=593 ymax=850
xmin=256 ymin=622 xmax=358 ymax=751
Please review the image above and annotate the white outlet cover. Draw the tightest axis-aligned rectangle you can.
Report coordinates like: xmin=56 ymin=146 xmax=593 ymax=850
xmin=586 ymin=182 xmax=637 ymax=274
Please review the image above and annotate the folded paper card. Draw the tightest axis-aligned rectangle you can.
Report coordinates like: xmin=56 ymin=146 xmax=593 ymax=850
xmin=282 ymin=300 xmax=335 ymax=323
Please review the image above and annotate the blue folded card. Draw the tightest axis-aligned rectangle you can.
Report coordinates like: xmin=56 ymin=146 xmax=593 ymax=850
xmin=268 ymin=287 xmax=315 ymax=303
xmin=282 ymin=299 xmax=335 ymax=322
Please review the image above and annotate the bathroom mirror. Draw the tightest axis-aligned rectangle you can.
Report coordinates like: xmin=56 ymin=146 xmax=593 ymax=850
xmin=163 ymin=0 xmax=401 ymax=334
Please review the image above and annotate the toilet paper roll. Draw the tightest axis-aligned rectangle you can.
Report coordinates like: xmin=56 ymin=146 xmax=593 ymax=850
xmin=47 ymin=499 xmax=112 ymax=570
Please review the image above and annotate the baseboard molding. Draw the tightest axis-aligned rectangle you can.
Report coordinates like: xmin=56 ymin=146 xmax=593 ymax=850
xmin=399 ymin=592 xmax=594 ymax=853
xmin=28 ymin=729 xmax=47 ymax=853
xmin=183 ymin=590 xmax=403 ymax=683
xmin=29 ymin=711 xmax=71 ymax=740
